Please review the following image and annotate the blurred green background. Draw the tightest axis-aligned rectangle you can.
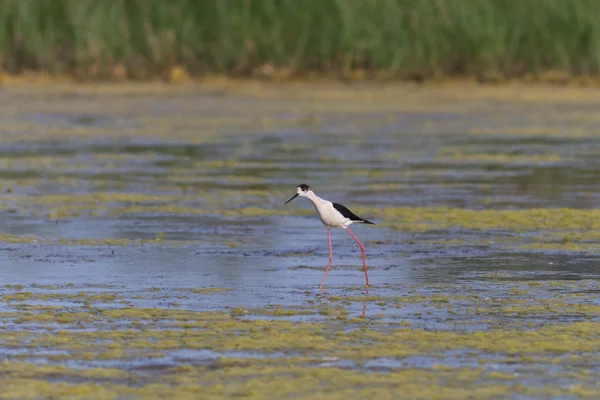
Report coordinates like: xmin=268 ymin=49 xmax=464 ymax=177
xmin=2 ymin=0 xmax=599 ymax=80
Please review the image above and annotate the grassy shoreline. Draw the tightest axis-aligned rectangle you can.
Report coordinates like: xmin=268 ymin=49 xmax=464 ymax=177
xmin=5 ymin=71 xmax=600 ymax=87
xmin=1 ymin=1 xmax=600 ymax=82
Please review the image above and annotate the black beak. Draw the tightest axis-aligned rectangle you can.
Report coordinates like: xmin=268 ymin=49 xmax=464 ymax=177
xmin=284 ymin=193 xmax=299 ymax=205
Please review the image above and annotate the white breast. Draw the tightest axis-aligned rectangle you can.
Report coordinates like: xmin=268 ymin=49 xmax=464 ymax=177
xmin=312 ymin=198 xmax=350 ymax=229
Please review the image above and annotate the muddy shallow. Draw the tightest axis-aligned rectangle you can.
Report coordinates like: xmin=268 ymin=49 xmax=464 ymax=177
xmin=0 ymin=82 xmax=600 ymax=398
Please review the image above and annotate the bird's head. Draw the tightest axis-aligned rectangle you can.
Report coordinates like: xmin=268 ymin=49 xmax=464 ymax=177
xmin=285 ymin=184 xmax=312 ymax=204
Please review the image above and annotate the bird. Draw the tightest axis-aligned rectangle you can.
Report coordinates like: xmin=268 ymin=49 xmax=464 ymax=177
xmin=284 ymin=184 xmax=374 ymax=289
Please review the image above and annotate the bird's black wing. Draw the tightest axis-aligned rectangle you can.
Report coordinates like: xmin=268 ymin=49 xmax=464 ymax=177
xmin=332 ymin=203 xmax=375 ymax=224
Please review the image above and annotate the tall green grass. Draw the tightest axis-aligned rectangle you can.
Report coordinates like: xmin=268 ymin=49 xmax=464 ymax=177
xmin=1 ymin=0 xmax=600 ymax=79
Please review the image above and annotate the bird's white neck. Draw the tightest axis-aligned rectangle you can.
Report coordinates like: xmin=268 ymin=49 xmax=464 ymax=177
xmin=305 ymin=190 xmax=322 ymax=204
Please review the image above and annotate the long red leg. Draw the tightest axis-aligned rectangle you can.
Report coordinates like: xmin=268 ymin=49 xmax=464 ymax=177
xmin=346 ymin=227 xmax=370 ymax=287
xmin=319 ymin=229 xmax=333 ymax=290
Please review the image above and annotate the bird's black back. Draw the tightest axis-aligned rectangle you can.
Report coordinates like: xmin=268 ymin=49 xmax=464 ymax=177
xmin=332 ymin=203 xmax=375 ymax=224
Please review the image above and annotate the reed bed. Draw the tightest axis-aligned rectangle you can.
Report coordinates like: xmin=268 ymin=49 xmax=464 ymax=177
xmin=0 ymin=0 xmax=599 ymax=80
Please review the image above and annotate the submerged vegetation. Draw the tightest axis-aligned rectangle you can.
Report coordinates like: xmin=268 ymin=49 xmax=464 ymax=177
xmin=0 ymin=281 xmax=599 ymax=398
xmin=2 ymin=0 xmax=600 ymax=80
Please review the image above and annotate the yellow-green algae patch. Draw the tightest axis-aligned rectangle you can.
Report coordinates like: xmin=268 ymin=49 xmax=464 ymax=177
xmin=0 ymin=235 xmax=207 ymax=247
xmin=178 ymin=287 xmax=234 ymax=294
xmin=520 ymin=242 xmax=600 ymax=252
xmin=375 ymin=207 xmax=600 ymax=232
xmin=0 ymin=234 xmax=38 ymax=243
xmin=0 ymin=362 xmax=128 ymax=381
xmin=1 ymin=368 xmax=594 ymax=400
xmin=10 ymin=193 xmax=178 ymax=205
xmin=3 ymin=306 xmax=600 ymax=356
xmin=55 ymin=237 xmax=173 ymax=246
xmin=2 ymin=292 xmax=121 ymax=303
xmin=0 ymin=283 xmax=598 ymax=399
xmin=438 ymin=151 xmax=563 ymax=164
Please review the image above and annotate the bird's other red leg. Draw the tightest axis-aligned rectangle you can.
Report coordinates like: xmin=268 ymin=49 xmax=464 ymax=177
xmin=319 ymin=228 xmax=333 ymax=290
xmin=346 ymin=227 xmax=370 ymax=287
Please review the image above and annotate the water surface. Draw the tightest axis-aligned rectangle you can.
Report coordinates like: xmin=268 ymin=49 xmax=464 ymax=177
xmin=0 ymin=82 xmax=599 ymax=399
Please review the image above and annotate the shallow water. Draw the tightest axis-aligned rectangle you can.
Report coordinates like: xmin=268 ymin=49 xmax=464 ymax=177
xmin=1 ymin=82 xmax=600 ymax=398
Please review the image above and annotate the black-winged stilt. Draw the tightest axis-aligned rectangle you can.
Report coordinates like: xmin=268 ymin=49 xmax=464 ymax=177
xmin=284 ymin=184 xmax=374 ymax=289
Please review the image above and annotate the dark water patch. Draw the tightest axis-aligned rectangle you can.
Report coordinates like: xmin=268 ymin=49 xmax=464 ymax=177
xmin=25 ymin=112 xmax=136 ymax=129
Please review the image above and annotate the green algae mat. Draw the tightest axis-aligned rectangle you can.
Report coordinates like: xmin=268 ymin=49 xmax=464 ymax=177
xmin=0 ymin=82 xmax=599 ymax=399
